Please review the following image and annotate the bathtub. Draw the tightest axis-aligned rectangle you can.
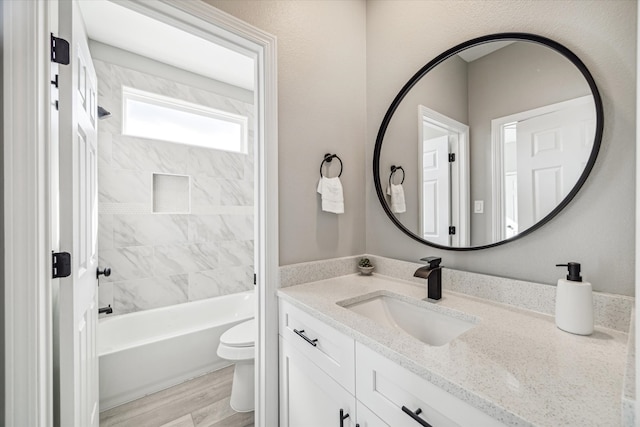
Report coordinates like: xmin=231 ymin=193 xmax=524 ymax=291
xmin=98 ymin=291 xmax=254 ymax=411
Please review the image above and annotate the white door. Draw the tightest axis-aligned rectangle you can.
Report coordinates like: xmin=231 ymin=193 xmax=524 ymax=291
xmin=57 ymin=0 xmax=100 ymax=425
xmin=420 ymin=135 xmax=450 ymax=245
xmin=516 ymin=100 xmax=595 ymax=229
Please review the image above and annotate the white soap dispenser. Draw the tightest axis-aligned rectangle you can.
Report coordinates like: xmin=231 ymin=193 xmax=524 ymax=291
xmin=555 ymin=262 xmax=593 ymax=335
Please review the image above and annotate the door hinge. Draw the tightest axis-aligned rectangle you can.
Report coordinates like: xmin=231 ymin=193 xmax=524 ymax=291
xmin=449 ymin=153 xmax=456 ymax=162
xmin=51 ymin=34 xmax=70 ymax=65
xmin=254 ymin=274 xmax=257 ymax=285
xmin=449 ymin=226 xmax=456 ymax=235
xmin=52 ymin=252 xmax=71 ymax=279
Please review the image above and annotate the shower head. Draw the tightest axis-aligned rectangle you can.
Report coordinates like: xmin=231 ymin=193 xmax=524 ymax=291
xmin=98 ymin=106 xmax=112 ymax=120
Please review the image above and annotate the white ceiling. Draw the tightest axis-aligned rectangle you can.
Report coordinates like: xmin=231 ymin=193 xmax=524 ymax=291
xmin=457 ymin=41 xmax=515 ymax=63
xmin=78 ymin=0 xmax=255 ymax=91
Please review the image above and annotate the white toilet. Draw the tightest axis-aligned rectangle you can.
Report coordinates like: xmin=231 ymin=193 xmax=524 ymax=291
xmin=217 ymin=318 xmax=255 ymax=412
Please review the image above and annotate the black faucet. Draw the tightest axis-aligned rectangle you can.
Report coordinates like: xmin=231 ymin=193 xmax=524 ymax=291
xmin=413 ymin=257 xmax=442 ymax=300
xmin=98 ymin=305 xmax=113 ymax=315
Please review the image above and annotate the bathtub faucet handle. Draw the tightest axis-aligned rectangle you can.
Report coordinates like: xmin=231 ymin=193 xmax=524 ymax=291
xmin=98 ymin=305 xmax=113 ymax=315
xmin=97 ymin=267 xmax=111 ymax=279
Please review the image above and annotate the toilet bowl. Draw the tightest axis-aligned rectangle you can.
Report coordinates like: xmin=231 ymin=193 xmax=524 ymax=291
xmin=217 ymin=318 xmax=255 ymax=412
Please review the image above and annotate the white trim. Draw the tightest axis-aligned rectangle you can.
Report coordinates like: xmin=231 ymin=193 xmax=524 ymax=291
xmin=490 ymin=95 xmax=593 ymax=241
xmin=4 ymin=1 xmax=54 ymax=426
xmin=417 ymin=105 xmax=470 ymax=247
xmin=490 ymin=119 xmax=506 ymax=242
xmin=635 ymin=3 xmax=640 ymax=425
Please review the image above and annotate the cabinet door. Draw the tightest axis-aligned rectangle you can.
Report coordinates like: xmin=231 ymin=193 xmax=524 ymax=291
xmin=357 ymin=401 xmax=389 ymax=427
xmin=280 ymin=336 xmax=356 ymax=427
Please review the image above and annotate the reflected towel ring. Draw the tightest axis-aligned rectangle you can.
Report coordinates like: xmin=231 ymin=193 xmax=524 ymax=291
xmin=389 ymin=165 xmax=405 ymax=186
xmin=320 ymin=153 xmax=343 ymax=178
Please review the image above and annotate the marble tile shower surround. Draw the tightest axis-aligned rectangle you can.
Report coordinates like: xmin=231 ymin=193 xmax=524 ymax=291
xmin=279 ymin=254 xmax=633 ymax=333
xmin=95 ymin=58 xmax=255 ymax=315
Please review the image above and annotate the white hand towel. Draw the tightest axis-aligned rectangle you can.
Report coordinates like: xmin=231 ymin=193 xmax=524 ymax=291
xmin=317 ymin=176 xmax=344 ymax=214
xmin=386 ymin=183 xmax=406 ymax=213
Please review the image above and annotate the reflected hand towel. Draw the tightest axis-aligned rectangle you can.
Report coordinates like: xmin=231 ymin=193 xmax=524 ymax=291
xmin=386 ymin=183 xmax=406 ymax=213
xmin=317 ymin=177 xmax=344 ymax=214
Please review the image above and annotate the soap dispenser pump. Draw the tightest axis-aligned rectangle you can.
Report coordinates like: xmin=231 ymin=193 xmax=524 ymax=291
xmin=555 ymin=262 xmax=593 ymax=335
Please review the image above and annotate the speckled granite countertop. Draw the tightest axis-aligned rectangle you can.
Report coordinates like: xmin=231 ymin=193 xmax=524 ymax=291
xmin=277 ymin=273 xmax=629 ymax=427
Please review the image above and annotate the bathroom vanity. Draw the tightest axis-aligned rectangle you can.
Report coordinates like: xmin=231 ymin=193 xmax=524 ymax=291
xmin=275 ymin=29 xmax=626 ymax=426
xmin=277 ymin=273 xmax=629 ymax=426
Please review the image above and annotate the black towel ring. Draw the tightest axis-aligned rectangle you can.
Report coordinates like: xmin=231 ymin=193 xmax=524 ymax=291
xmin=320 ymin=153 xmax=343 ymax=178
xmin=389 ymin=165 xmax=405 ymax=186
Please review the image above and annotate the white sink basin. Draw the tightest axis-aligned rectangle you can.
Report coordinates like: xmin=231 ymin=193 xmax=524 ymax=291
xmin=340 ymin=294 xmax=476 ymax=346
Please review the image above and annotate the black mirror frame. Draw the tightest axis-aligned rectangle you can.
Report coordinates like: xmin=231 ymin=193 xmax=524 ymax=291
xmin=373 ymin=32 xmax=604 ymax=251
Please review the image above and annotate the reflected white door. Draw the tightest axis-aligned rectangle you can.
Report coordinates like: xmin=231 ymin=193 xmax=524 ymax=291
xmin=420 ymin=135 xmax=450 ymax=245
xmin=58 ymin=0 xmax=100 ymax=425
xmin=516 ymin=100 xmax=595 ymax=229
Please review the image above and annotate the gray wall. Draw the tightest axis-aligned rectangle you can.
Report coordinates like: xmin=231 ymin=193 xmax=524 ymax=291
xmin=206 ymin=0 xmax=368 ymax=266
xmin=467 ymin=42 xmax=592 ymax=245
xmin=94 ymin=51 xmax=255 ymax=315
xmin=367 ymin=0 xmax=636 ymax=295
xmin=205 ymin=1 xmax=635 ymax=295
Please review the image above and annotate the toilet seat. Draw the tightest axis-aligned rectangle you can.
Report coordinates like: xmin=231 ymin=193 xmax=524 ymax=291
xmin=217 ymin=318 xmax=255 ymax=361
xmin=221 ymin=318 xmax=255 ymax=347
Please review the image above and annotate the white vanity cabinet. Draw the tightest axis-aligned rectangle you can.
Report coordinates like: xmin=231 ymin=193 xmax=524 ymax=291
xmin=356 ymin=401 xmax=389 ymax=427
xmin=279 ymin=300 xmax=355 ymax=393
xmin=279 ymin=300 xmax=358 ymax=427
xmin=279 ymin=336 xmax=357 ymax=427
xmin=279 ymin=299 xmax=504 ymax=427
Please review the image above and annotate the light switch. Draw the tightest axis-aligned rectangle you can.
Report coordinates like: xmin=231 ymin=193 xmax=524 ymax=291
xmin=474 ymin=200 xmax=484 ymax=214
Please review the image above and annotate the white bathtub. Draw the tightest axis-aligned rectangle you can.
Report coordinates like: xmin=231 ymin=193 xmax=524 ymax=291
xmin=98 ymin=291 xmax=254 ymax=411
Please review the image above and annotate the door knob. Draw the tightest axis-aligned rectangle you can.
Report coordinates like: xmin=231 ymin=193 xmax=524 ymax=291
xmin=96 ymin=267 xmax=111 ymax=278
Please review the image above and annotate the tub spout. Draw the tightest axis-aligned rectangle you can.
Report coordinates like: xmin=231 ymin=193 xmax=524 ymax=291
xmin=99 ymin=305 xmax=113 ymax=315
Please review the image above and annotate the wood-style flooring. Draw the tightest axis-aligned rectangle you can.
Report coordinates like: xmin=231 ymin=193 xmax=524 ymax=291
xmin=100 ymin=365 xmax=254 ymax=427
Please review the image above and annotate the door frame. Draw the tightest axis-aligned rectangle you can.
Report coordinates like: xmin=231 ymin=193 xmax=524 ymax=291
xmin=490 ymin=95 xmax=592 ymax=241
xmin=417 ymin=105 xmax=470 ymax=247
xmin=4 ymin=1 xmax=55 ymax=426
xmin=3 ymin=1 xmax=279 ymax=426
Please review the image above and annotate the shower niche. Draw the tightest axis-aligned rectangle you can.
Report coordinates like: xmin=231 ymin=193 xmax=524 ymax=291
xmin=152 ymin=173 xmax=191 ymax=214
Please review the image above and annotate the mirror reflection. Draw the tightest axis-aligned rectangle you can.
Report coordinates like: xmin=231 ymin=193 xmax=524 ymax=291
xmin=378 ymin=38 xmax=598 ymax=248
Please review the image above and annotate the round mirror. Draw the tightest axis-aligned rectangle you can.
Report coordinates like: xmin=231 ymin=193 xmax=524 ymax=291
xmin=374 ymin=33 xmax=603 ymax=250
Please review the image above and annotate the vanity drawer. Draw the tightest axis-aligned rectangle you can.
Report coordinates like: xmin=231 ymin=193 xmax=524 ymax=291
xmin=356 ymin=343 xmax=504 ymax=427
xmin=279 ymin=300 xmax=355 ymax=394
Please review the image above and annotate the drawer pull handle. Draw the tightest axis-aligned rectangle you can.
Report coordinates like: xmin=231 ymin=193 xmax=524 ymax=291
xmin=293 ymin=329 xmax=318 ymax=347
xmin=402 ymin=406 xmax=432 ymax=427
xmin=339 ymin=409 xmax=349 ymax=427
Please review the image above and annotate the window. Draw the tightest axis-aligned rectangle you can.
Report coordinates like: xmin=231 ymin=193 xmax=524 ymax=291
xmin=122 ymin=86 xmax=248 ymax=154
